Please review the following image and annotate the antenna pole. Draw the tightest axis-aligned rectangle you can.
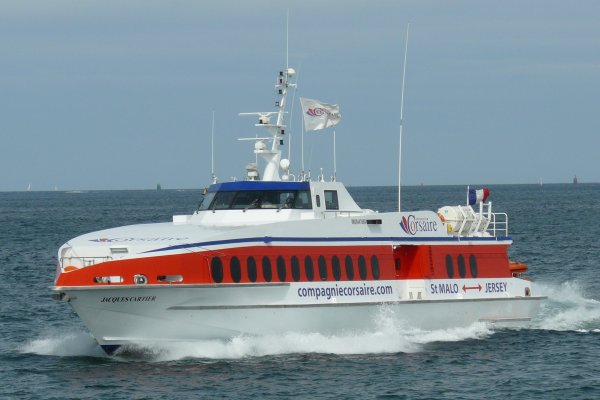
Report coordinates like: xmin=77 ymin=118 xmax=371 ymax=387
xmin=333 ymin=129 xmax=337 ymax=181
xmin=286 ymin=9 xmax=289 ymax=71
xmin=301 ymin=118 xmax=305 ymax=178
xmin=211 ymin=110 xmax=216 ymax=183
xmin=398 ymin=23 xmax=410 ymax=212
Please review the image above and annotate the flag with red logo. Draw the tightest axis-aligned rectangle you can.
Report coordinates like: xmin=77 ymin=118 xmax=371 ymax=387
xmin=299 ymin=97 xmax=341 ymax=131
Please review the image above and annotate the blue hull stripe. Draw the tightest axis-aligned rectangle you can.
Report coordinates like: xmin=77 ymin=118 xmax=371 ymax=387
xmin=144 ymin=235 xmax=512 ymax=254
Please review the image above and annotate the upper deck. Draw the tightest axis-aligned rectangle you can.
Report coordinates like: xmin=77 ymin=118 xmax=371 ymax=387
xmin=187 ymin=180 xmax=370 ymax=227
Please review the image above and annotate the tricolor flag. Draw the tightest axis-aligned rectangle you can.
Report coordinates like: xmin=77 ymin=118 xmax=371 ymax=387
xmin=299 ymin=97 xmax=341 ymax=131
xmin=468 ymin=188 xmax=490 ymax=205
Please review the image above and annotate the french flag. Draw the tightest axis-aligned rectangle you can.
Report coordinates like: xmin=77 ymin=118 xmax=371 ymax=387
xmin=468 ymin=188 xmax=490 ymax=205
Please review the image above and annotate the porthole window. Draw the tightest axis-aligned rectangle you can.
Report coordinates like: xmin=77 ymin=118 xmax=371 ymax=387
xmin=371 ymin=255 xmax=380 ymax=280
xmin=230 ymin=256 xmax=241 ymax=283
xmin=469 ymin=255 xmax=478 ymax=278
xmin=445 ymin=255 xmax=454 ymax=278
xmin=345 ymin=256 xmax=354 ymax=280
xmin=247 ymin=256 xmax=257 ymax=282
xmin=332 ymin=256 xmax=341 ymax=281
xmin=210 ymin=257 xmax=223 ymax=283
xmin=291 ymin=256 xmax=301 ymax=282
xmin=262 ymin=256 xmax=272 ymax=282
xmin=277 ymin=256 xmax=287 ymax=282
xmin=318 ymin=255 xmax=328 ymax=281
xmin=457 ymin=255 xmax=466 ymax=278
xmin=358 ymin=255 xmax=367 ymax=280
xmin=305 ymin=256 xmax=314 ymax=281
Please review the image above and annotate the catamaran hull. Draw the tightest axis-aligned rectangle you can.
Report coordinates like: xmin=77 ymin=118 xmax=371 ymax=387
xmin=57 ymin=281 xmax=543 ymax=353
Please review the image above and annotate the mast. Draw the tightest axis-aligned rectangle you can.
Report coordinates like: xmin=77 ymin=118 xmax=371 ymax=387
xmin=398 ymin=24 xmax=410 ymax=212
xmin=238 ymin=19 xmax=296 ymax=182
xmin=211 ymin=110 xmax=217 ymax=184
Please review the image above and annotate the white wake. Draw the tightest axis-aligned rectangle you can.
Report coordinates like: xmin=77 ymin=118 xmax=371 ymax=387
xmin=20 ymin=280 xmax=599 ymax=361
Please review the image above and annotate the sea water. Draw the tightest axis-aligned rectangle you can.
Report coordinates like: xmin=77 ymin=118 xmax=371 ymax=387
xmin=1 ymin=185 xmax=599 ymax=399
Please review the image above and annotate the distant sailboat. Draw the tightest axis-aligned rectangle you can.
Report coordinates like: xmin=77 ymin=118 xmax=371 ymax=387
xmin=156 ymin=183 xmax=162 ymax=191
xmin=27 ymin=183 xmax=31 ymax=191
xmin=573 ymin=175 xmax=578 ymax=184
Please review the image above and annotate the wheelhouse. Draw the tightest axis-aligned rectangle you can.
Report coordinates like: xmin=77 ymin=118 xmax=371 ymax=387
xmin=199 ymin=181 xmax=312 ymax=211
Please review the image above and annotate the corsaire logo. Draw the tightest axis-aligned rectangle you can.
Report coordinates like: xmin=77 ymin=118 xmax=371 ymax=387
xmin=306 ymin=107 xmax=325 ymax=117
xmin=400 ymin=215 xmax=438 ymax=235
xmin=306 ymin=107 xmax=341 ymax=119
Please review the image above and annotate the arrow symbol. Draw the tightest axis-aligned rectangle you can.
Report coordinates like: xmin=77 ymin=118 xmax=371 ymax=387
xmin=462 ymin=284 xmax=482 ymax=292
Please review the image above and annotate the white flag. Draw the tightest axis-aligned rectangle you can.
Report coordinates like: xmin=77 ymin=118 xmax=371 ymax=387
xmin=300 ymin=97 xmax=341 ymax=131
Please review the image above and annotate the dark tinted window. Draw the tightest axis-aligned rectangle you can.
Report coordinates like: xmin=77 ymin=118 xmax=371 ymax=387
xmin=305 ymin=256 xmax=314 ymax=281
xmin=371 ymin=255 xmax=380 ymax=280
xmin=457 ymin=255 xmax=466 ymax=278
xmin=262 ymin=256 xmax=272 ymax=282
xmin=210 ymin=191 xmax=236 ymax=210
xmin=291 ymin=256 xmax=301 ymax=281
xmin=231 ymin=190 xmax=262 ymax=209
xmin=230 ymin=256 xmax=241 ymax=283
xmin=198 ymin=192 xmax=216 ymax=210
xmin=210 ymin=257 xmax=223 ymax=283
xmin=469 ymin=255 xmax=478 ymax=278
xmin=318 ymin=255 xmax=328 ymax=281
xmin=315 ymin=195 xmax=321 ymax=208
xmin=345 ymin=256 xmax=354 ymax=280
xmin=358 ymin=255 xmax=367 ymax=280
xmin=324 ymin=190 xmax=339 ymax=210
xmin=332 ymin=256 xmax=341 ymax=281
xmin=247 ymin=256 xmax=257 ymax=282
xmin=446 ymin=255 xmax=454 ymax=278
xmin=294 ymin=191 xmax=312 ymax=209
xmin=277 ymin=256 xmax=287 ymax=282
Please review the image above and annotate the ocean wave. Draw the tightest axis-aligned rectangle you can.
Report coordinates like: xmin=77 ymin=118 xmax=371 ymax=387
xmin=19 ymin=306 xmax=494 ymax=361
xmin=111 ymin=306 xmax=494 ymax=361
xmin=19 ymin=330 xmax=106 ymax=358
xmin=531 ymin=280 xmax=600 ymax=332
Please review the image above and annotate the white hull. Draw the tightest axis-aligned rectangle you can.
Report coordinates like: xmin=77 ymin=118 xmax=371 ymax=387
xmin=62 ymin=279 xmax=543 ymax=349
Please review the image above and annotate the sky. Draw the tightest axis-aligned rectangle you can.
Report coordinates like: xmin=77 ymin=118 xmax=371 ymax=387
xmin=1 ymin=0 xmax=599 ymax=191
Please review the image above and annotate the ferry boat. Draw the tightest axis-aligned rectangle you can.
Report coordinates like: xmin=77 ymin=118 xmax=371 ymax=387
xmin=52 ymin=63 xmax=544 ymax=355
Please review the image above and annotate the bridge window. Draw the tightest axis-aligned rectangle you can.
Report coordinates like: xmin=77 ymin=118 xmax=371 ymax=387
xmin=324 ymin=190 xmax=339 ymax=210
xmin=210 ymin=257 xmax=223 ymax=283
xmin=230 ymin=256 xmax=241 ymax=283
xmin=345 ymin=256 xmax=354 ymax=280
xmin=198 ymin=191 xmax=216 ymax=210
xmin=277 ymin=256 xmax=287 ymax=282
xmin=208 ymin=191 xmax=236 ymax=210
xmin=202 ymin=189 xmax=313 ymax=210
xmin=231 ymin=191 xmax=262 ymax=209
xmin=294 ymin=191 xmax=311 ymax=209
xmin=291 ymin=256 xmax=301 ymax=281
xmin=305 ymin=256 xmax=314 ymax=281
xmin=262 ymin=256 xmax=272 ymax=282
xmin=332 ymin=256 xmax=341 ymax=281
xmin=358 ymin=255 xmax=367 ymax=280
xmin=469 ymin=255 xmax=478 ymax=278
xmin=247 ymin=256 xmax=257 ymax=282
